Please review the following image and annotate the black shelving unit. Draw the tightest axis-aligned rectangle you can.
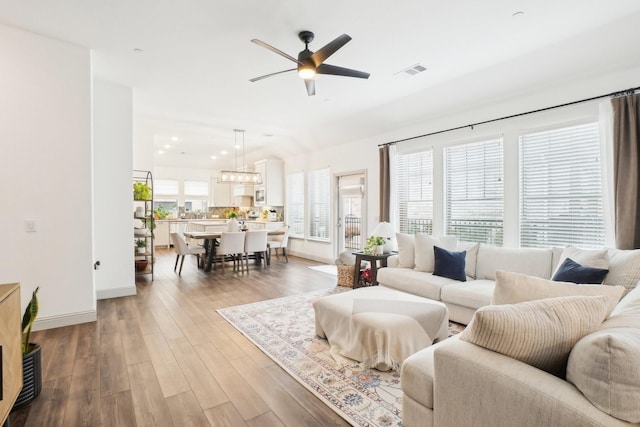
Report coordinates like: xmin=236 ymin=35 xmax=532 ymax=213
xmin=133 ymin=170 xmax=154 ymax=280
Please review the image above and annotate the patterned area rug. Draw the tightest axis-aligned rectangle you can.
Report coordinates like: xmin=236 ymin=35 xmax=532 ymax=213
xmin=218 ymin=287 xmax=464 ymax=427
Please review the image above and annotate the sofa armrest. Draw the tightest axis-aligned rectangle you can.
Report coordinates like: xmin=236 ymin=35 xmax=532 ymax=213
xmin=433 ymin=339 xmax=630 ymax=427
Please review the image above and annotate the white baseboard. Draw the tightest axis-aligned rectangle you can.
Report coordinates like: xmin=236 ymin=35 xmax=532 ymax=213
xmin=96 ymin=285 xmax=137 ymax=300
xmin=287 ymin=250 xmax=334 ymax=265
xmin=32 ymin=309 xmax=97 ymax=332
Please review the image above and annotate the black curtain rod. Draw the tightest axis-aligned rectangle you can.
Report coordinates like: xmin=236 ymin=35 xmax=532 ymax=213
xmin=379 ymin=85 xmax=640 ymax=147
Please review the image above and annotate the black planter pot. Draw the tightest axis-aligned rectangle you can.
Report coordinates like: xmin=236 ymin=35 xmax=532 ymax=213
xmin=12 ymin=343 xmax=42 ymax=411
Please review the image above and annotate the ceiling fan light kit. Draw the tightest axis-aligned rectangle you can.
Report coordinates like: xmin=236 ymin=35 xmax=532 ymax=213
xmin=250 ymin=30 xmax=370 ymax=96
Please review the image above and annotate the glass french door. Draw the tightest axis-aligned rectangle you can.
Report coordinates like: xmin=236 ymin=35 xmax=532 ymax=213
xmin=336 ymin=173 xmax=366 ymax=254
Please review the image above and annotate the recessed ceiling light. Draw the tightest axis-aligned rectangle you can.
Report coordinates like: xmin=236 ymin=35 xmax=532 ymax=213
xmin=210 ymin=155 xmax=217 ymax=160
xmin=220 ymin=150 xmax=228 ymax=155
xmin=171 ymin=136 xmax=178 ymax=142
xmin=234 ymin=144 xmax=241 ymax=149
xmin=512 ymin=11 xmax=524 ymax=17
xmin=158 ymin=150 xmax=164 ymax=155
xmin=164 ymin=144 xmax=171 ymax=149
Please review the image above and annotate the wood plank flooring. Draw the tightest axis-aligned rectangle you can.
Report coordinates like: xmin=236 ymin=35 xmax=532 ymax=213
xmin=10 ymin=249 xmax=350 ymax=427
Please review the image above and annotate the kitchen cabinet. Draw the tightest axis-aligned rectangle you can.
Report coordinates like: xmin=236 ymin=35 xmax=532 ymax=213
xmin=254 ymin=159 xmax=284 ymax=206
xmin=154 ymin=221 xmax=170 ymax=247
xmin=212 ymin=180 xmax=232 ymax=207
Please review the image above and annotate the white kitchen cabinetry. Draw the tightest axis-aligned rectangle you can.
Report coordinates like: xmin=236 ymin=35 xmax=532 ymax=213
xmin=212 ymin=179 xmax=232 ymax=207
xmin=154 ymin=221 xmax=170 ymax=247
xmin=254 ymin=159 xmax=284 ymax=206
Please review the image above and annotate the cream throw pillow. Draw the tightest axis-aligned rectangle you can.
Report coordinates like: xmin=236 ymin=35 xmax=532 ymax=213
xmin=414 ymin=233 xmax=439 ymax=272
xmin=396 ymin=233 xmax=415 ymax=268
xmin=460 ymin=295 xmax=611 ymax=377
xmin=457 ymin=241 xmax=480 ymax=279
xmin=492 ymin=271 xmax=624 ymax=317
xmin=566 ymin=285 xmax=640 ymax=423
xmin=604 ymin=248 xmax=640 ymax=296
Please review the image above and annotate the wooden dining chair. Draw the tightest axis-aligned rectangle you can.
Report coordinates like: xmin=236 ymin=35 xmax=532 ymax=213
xmin=213 ymin=232 xmax=246 ymax=272
xmin=243 ymin=230 xmax=269 ymax=272
xmin=170 ymin=232 xmax=206 ymax=275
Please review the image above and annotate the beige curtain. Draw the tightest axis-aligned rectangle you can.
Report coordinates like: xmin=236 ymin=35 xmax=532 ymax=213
xmin=379 ymin=145 xmax=391 ymax=222
xmin=612 ymin=93 xmax=640 ymax=249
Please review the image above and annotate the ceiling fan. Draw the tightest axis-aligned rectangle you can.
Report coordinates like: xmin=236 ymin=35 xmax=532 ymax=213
xmin=249 ymin=31 xmax=370 ymax=96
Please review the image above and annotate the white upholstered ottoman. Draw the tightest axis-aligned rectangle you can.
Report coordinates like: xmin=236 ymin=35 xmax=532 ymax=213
xmin=313 ymin=286 xmax=449 ymax=371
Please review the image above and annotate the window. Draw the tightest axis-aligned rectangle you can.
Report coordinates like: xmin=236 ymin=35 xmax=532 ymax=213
xmin=286 ymin=172 xmax=305 ymax=237
xmin=396 ymin=149 xmax=433 ymax=234
xmin=184 ymin=180 xmax=209 ymax=213
xmin=154 ymin=179 xmax=179 ymax=195
xmin=520 ymin=122 xmax=604 ymax=248
xmin=445 ymin=138 xmax=504 ymax=245
xmin=308 ymin=168 xmax=330 ymax=241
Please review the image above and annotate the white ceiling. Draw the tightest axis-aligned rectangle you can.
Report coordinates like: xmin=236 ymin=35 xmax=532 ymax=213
xmin=2 ymin=0 xmax=640 ymax=170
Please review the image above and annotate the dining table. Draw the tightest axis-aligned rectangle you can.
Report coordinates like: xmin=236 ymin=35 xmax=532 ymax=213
xmin=184 ymin=229 xmax=285 ymax=272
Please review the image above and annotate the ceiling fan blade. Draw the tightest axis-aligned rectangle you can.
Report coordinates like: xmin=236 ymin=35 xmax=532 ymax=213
xmin=317 ymin=63 xmax=370 ymax=79
xmin=304 ymin=79 xmax=315 ymax=96
xmin=251 ymin=39 xmax=302 ymax=64
xmin=249 ymin=68 xmax=296 ymax=82
xmin=310 ymin=34 xmax=351 ymax=66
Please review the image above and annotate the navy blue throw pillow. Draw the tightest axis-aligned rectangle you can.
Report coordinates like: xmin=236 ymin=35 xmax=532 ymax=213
xmin=433 ymin=246 xmax=467 ymax=282
xmin=551 ymin=257 xmax=609 ymax=284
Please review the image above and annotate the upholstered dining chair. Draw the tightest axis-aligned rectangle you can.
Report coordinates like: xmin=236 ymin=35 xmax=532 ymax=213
xmin=268 ymin=226 xmax=290 ymax=263
xmin=213 ymin=232 xmax=246 ymax=272
xmin=243 ymin=230 xmax=269 ymax=272
xmin=170 ymin=232 xmax=206 ymax=275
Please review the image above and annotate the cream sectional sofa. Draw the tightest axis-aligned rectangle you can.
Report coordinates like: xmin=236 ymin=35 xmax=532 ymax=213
xmin=375 ymin=234 xmax=640 ymax=427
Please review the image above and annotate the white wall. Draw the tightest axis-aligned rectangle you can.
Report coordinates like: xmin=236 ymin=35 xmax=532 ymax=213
xmin=0 ymin=23 xmax=96 ymax=328
xmin=93 ymin=79 xmax=136 ymax=299
xmin=283 ymin=65 xmax=640 ymax=262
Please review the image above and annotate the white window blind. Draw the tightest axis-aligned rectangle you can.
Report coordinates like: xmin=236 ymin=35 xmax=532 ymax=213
xmin=184 ymin=180 xmax=209 ymax=196
xmin=396 ymin=149 xmax=433 ymax=234
xmin=445 ymin=138 xmax=504 ymax=245
xmin=154 ymin=179 xmax=179 ymax=195
xmin=286 ymin=172 xmax=305 ymax=238
xmin=308 ymin=168 xmax=330 ymax=241
xmin=519 ymin=122 xmax=604 ymax=248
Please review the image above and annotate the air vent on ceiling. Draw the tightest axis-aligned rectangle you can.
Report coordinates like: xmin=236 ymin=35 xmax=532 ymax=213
xmin=395 ymin=63 xmax=427 ymax=77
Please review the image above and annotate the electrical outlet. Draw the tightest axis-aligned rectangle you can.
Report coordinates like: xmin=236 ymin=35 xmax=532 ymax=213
xmin=25 ymin=219 xmax=37 ymax=232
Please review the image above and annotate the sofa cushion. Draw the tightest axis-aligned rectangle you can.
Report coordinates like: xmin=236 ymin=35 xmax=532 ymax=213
xmin=378 ymin=269 xmax=458 ymax=301
xmin=475 ymin=246 xmax=553 ymax=280
xmin=440 ymin=279 xmax=495 ymax=310
xmin=492 ymin=271 xmax=624 ymax=317
xmin=459 ymin=295 xmax=612 ymax=377
xmin=396 ymin=233 xmax=415 ymax=268
xmin=566 ymin=284 xmax=640 ymax=423
xmin=457 ymin=241 xmax=480 ymax=279
xmin=551 ymin=257 xmax=609 ymax=284
xmin=553 ymin=246 xmax=609 ymax=276
xmin=414 ymin=233 xmax=438 ymax=272
xmin=604 ymin=248 xmax=640 ymax=296
xmin=433 ymin=246 xmax=466 ymax=281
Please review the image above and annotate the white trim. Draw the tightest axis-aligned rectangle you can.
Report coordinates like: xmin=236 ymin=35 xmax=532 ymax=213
xmin=288 ymin=249 xmax=333 ymax=265
xmin=96 ymin=285 xmax=137 ymax=300
xmin=32 ymin=309 xmax=97 ymax=332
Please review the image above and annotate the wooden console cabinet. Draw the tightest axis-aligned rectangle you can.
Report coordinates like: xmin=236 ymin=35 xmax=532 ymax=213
xmin=0 ymin=283 xmax=22 ymax=425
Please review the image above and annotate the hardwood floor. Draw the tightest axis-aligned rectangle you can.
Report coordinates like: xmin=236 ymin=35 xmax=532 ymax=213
xmin=10 ymin=249 xmax=350 ymax=427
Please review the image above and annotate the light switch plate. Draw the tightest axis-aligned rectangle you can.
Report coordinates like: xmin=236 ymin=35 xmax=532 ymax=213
xmin=25 ymin=219 xmax=36 ymax=232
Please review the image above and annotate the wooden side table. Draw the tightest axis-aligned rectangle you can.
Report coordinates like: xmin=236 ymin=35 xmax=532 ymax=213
xmin=352 ymin=252 xmax=393 ymax=288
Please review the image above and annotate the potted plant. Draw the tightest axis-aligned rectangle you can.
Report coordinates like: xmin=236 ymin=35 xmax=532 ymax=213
xmin=365 ymin=236 xmax=385 ymax=255
xmin=135 ymin=238 xmax=147 ymax=254
xmin=133 ymin=182 xmax=152 ymax=201
xmin=13 ymin=286 xmax=42 ymax=410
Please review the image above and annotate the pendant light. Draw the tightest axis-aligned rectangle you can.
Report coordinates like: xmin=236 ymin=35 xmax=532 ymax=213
xmin=217 ymin=129 xmax=263 ymax=184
